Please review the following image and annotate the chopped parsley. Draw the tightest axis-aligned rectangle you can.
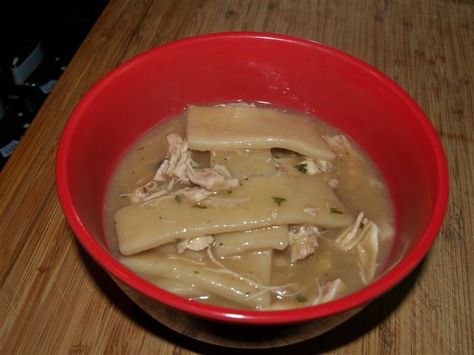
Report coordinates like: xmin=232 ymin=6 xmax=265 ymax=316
xmin=359 ymin=221 xmax=365 ymax=229
xmin=193 ymin=270 xmax=200 ymax=274
xmin=192 ymin=203 xmax=207 ymax=209
xmin=272 ymin=196 xmax=287 ymax=206
xmin=329 ymin=207 xmax=344 ymax=214
xmin=294 ymin=163 xmax=308 ymax=173
xmin=174 ymin=195 xmax=182 ymax=203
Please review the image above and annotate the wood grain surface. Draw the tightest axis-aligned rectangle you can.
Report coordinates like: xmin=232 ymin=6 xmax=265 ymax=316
xmin=1 ymin=0 xmax=473 ymax=354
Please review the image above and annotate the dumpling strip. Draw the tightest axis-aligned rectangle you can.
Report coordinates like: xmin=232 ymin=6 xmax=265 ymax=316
xmin=120 ymin=250 xmax=296 ymax=309
xmin=213 ymin=226 xmax=288 ymax=257
xmin=186 ymin=105 xmax=336 ymax=161
xmin=152 ymin=279 xmax=208 ymax=300
xmin=121 ymin=254 xmax=270 ymax=309
xmin=221 ymin=249 xmax=273 ymax=285
xmin=210 ymin=149 xmax=276 ymax=179
xmin=115 ymin=175 xmax=354 ymax=255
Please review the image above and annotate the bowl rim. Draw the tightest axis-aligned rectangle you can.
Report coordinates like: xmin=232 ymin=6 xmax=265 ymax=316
xmin=56 ymin=31 xmax=449 ymax=325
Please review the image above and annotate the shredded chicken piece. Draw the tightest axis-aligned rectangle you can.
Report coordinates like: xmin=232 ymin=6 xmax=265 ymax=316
xmin=154 ymin=134 xmax=192 ymax=182
xmin=327 ymin=179 xmax=339 ymax=188
xmin=271 ymin=209 xmax=278 ymax=219
xmin=356 ymin=227 xmax=379 ymax=283
xmin=289 ymin=225 xmax=320 ymax=262
xmin=177 ymin=236 xmax=214 ymax=253
xmin=303 ymin=207 xmax=317 ymax=217
xmin=298 ymin=158 xmax=332 ymax=174
xmin=122 ymin=181 xmax=169 ymax=203
xmin=174 ymin=187 xmax=213 ymax=203
xmin=313 ymin=278 xmax=344 ymax=305
xmin=323 ymin=134 xmax=362 ymax=160
xmin=334 ymin=212 xmax=379 ymax=284
xmin=186 ymin=163 xmax=239 ymax=191
xmin=124 ymin=134 xmax=240 ymax=203
xmin=335 ymin=212 xmax=378 ymax=251
xmin=154 ymin=134 xmax=239 ymax=191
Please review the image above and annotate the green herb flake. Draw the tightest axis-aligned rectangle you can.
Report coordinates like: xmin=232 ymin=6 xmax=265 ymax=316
xmin=296 ymin=294 xmax=308 ymax=303
xmin=294 ymin=163 xmax=308 ymax=174
xmin=174 ymin=195 xmax=182 ymax=203
xmin=219 ymin=242 xmax=224 ymax=246
xmin=245 ymin=291 xmax=251 ymax=296
xmin=359 ymin=222 xmax=365 ymax=229
xmin=329 ymin=207 xmax=344 ymax=214
xmin=272 ymin=196 xmax=287 ymax=206
xmin=192 ymin=203 xmax=207 ymax=209
xmin=193 ymin=270 xmax=200 ymax=274
xmin=174 ymin=238 xmax=184 ymax=243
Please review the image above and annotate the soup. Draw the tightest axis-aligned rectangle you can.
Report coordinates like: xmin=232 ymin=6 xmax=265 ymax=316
xmin=104 ymin=103 xmax=395 ymax=311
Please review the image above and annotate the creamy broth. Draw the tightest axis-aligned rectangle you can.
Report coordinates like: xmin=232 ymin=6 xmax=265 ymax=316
xmin=104 ymin=104 xmax=394 ymax=310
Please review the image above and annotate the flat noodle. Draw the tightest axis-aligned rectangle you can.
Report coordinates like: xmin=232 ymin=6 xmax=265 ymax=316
xmin=186 ymin=105 xmax=336 ymax=160
xmin=222 ymin=249 xmax=273 ymax=285
xmin=120 ymin=252 xmax=271 ymax=309
xmin=210 ymin=149 xmax=275 ymax=178
xmin=214 ymin=226 xmax=288 ymax=257
xmin=115 ymin=175 xmax=354 ymax=255
xmin=152 ymin=278 xmax=208 ymax=298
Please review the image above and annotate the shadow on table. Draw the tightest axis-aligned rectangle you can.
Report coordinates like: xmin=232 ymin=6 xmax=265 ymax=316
xmin=78 ymin=242 xmax=425 ymax=354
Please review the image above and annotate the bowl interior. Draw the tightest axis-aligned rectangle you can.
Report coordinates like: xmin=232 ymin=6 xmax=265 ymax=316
xmin=56 ymin=33 xmax=448 ymax=324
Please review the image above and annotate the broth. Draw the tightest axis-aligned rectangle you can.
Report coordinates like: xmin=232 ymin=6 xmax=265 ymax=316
xmin=104 ymin=104 xmax=394 ymax=310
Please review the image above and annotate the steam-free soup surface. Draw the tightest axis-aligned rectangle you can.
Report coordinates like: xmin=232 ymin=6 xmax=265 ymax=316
xmin=104 ymin=104 xmax=394 ymax=311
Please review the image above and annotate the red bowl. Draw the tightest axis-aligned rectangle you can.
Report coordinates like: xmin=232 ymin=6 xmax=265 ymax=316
xmin=56 ymin=32 xmax=448 ymax=336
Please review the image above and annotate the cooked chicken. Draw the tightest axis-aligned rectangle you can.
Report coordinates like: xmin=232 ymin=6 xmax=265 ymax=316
xmin=334 ymin=212 xmax=379 ymax=283
xmin=187 ymin=163 xmax=239 ymax=191
xmin=323 ymin=134 xmax=359 ymax=157
xmin=154 ymin=134 xmax=191 ymax=182
xmin=177 ymin=236 xmax=214 ymax=253
xmin=273 ymin=152 xmax=332 ymax=176
xmin=154 ymin=134 xmax=239 ymax=191
xmin=327 ymin=179 xmax=339 ymax=188
xmin=289 ymin=225 xmax=320 ymax=262
xmin=356 ymin=228 xmax=379 ymax=284
xmin=175 ymin=187 xmax=213 ymax=203
xmin=123 ymin=181 xmax=169 ymax=203
xmin=297 ymin=158 xmax=332 ymax=174
xmin=335 ymin=212 xmax=368 ymax=251
xmin=313 ymin=278 xmax=344 ymax=305
xmin=126 ymin=134 xmax=240 ymax=204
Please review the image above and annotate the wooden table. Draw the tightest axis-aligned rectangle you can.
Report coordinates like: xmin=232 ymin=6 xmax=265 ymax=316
xmin=1 ymin=0 xmax=473 ymax=353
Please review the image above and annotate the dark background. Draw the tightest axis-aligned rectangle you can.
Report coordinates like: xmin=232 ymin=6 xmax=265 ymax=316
xmin=0 ymin=0 xmax=108 ymax=170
